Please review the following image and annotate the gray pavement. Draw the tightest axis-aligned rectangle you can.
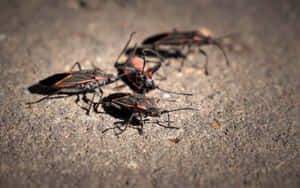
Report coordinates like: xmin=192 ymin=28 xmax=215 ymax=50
xmin=0 ymin=0 xmax=299 ymax=187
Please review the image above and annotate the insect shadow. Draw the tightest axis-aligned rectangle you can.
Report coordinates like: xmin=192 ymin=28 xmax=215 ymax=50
xmin=27 ymin=62 xmax=116 ymax=115
xmin=95 ymin=92 xmax=194 ymax=136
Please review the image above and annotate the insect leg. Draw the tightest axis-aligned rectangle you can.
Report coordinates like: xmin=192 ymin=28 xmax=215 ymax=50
xmin=114 ymin=32 xmax=136 ymax=65
xmin=86 ymin=92 xmax=96 ymax=115
xmin=215 ymin=42 xmax=230 ymax=66
xmin=94 ymin=88 xmax=104 ymax=112
xmin=26 ymin=90 xmax=65 ymax=104
xmin=178 ymin=46 xmax=193 ymax=72
xmin=137 ymin=113 xmax=144 ymax=135
xmin=198 ymin=49 xmax=208 ymax=75
xmin=115 ymin=113 xmax=136 ymax=136
xmin=71 ymin=62 xmax=82 ymax=71
xmin=75 ymin=94 xmax=80 ymax=103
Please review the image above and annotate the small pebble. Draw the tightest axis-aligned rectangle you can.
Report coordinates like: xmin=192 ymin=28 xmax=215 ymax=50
xmin=96 ymin=56 xmax=102 ymax=63
xmin=0 ymin=34 xmax=7 ymax=41
xmin=211 ymin=122 xmax=221 ymax=129
xmin=163 ymin=93 xmax=170 ymax=98
xmin=127 ymin=161 xmax=138 ymax=169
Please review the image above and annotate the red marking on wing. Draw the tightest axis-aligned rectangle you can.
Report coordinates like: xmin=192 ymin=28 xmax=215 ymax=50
xmin=128 ymin=76 xmax=142 ymax=90
xmin=57 ymin=77 xmax=106 ymax=87
xmin=144 ymin=99 xmax=152 ymax=106
xmin=112 ymin=95 xmax=129 ymax=102
xmin=136 ymin=104 xmax=147 ymax=110
xmin=193 ymin=36 xmax=204 ymax=41
xmin=54 ymin=74 xmax=73 ymax=86
xmin=95 ymin=70 xmax=105 ymax=74
xmin=131 ymin=57 xmax=144 ymax=70
xmin=95 ymin=77 xmax=106 ymax=81
xmin=176 ymin=38 xmax=198 ymax=44
xmin=112 ymin=95 xmax=135 ymax=108
xmin=155 ymin=33 xmax=171 ymax=45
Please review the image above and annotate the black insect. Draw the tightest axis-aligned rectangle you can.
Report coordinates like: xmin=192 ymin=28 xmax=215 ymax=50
xmin=27 ymin=62 xmax=117 ymax=114
xmin=142 ymin=29 xmax=232 ymax=74
xmin=115 ymin=33 xmax=192 ymax=95
xmin=100 ymin=92 xmax=194 ymax=135
xmin=125 ymin=47 xmax=186 ymax=60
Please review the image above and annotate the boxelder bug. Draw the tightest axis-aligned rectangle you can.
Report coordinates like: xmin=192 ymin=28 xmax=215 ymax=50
xmin=125 ymin=47 xmax=187 ymax=61
xmin=142 ymin=30 xmax=233 ymax=75
xmin=27 ymin=62 xmax=117 ymax=114
xmin=100 ymin=92 xmax=195 ymax=135
xmin=125 ymin=46 xmax=187 ymax=69
xmin=115 ymin=32 xmax=192 ymax=96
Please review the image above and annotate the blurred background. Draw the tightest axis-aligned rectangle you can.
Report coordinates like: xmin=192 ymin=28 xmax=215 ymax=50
xmin=0 ymin=0 xmax=299 ymax=187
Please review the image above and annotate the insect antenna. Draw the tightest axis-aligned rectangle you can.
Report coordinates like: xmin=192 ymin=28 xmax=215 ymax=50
xmin=160 ymin=107 xmax=197 ymax=114
xmin=211 ymin=32 xmax=240 ymax=66
xmin=115 ymin=32 xmax=136 ymax=64
xmin=160 ymin=107 xmax=197 ymax=127
xmin=211 ymin=40 xmax=230 ymax=66
xmin=215 ymin=32 xmax=240 ymax=41
xmin=156 ymin=87 xmax=192 ymax=96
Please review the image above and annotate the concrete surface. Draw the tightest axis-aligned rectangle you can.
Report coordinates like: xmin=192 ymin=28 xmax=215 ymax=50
xmin=0 ymin=0 xmax=299 ymax=187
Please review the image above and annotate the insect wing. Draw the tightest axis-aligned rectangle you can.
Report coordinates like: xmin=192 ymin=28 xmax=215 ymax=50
xmin=143 ymin=31 xmax=206 ymax=46
xmin=114 ymin=94 xmax=137 ymax=108
xmin=39 ymin=73 xmax=72 ymax=87
xmin=102 ymin=93 xmax=134 ymax=120
xmin=142 ymin=33 xmax=170 ymax=45
xmin=158 ymin=31 xmax=201 ymax=45
xmin=55 ymin=71 xmax=94 ymax=87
